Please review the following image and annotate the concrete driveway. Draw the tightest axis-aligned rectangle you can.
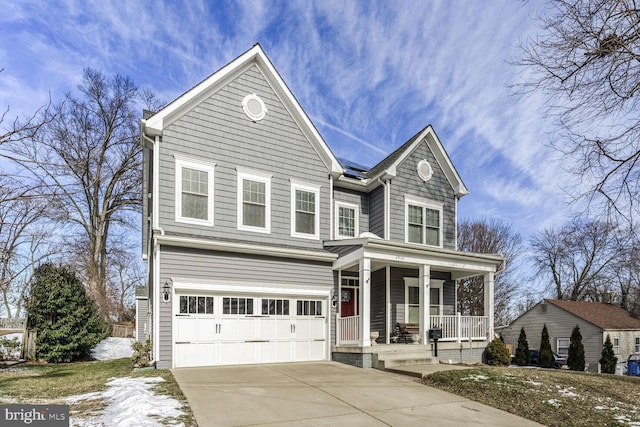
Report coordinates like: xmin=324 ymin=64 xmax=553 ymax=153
xmin=172 ymin=362 xmax=541 ymax=426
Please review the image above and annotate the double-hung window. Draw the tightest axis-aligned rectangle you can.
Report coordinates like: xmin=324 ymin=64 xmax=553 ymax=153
xmin=335 ymin=202 xmax=359 ymax=239
xmin=405 ymin=197 xmax=442 ymax=247
xmin=237 ymin=168 xmax=271 ymax=233
xmin=636 ymin=337 xmax=640 ymax=353
xmin=613 ymin=337 xmax=620 ymax=355
xmin=291 ymin=181 xmax=320 ymax=239
xmin=557 ymin=338 xmax=570 ymax=356
xmin=175 ymin=156 xmax=215 ymax=226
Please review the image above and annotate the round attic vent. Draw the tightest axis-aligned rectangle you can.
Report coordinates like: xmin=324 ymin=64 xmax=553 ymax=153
xmin=242 ymin=93 xmax=267 ymax=121
xmin=417 ymin=159 xmax=433 ymax=182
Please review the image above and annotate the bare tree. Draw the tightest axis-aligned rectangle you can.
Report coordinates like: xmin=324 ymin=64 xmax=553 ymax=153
xmin=531 ymin=219 xmax=623 ymax=301
xmin=457 ymin=218 xmax=524 ymax=325
xmin=0 ymin=177 xmax=51 ymax=319
xmin=4 ymin=69 xmax=147 ymax=318
xmin=0 ymin=68 xmax=54 ymax=147
xmin=515 ymin=0 xmax=640 ymax=219
xmin=107 ymin=245 xmax=144 ymax=322
xmin=612 ymin=240 xmax=640 ymax=315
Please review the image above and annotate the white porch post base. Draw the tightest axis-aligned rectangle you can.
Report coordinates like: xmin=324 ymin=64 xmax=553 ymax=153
xmin=419 ymin=264 xmax=430 ymax=344
xmin=483 ymin=272 xmax=495 ymax=340
xmin=358 ymin=257 xmax=371 ymax=346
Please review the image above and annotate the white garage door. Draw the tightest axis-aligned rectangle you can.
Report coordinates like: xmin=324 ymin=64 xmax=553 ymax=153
xmin=174 ymin=294 xmax=326 ymax=368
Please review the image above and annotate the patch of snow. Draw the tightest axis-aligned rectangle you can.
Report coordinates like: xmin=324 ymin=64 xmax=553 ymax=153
xmin=524 ymin=380 xmax=542 ymax=386
xmin=546 ymin=399 xmax=561 ymax=408
xmin=594 ymin=406 xmax=608 ymax=410
xmin=462 ymin=374 xmax=490 ymax=381
xmin=558 ymin=387 xmax=578 ymax=397
xmin=67 ymin=376 xmax=185 ymax=427
xmin=91 ymin=337 xmax=134 ymax=361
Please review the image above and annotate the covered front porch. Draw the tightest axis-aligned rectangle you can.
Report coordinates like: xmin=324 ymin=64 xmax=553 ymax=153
xmin=326 ymin=238 xmax=505 ymax=367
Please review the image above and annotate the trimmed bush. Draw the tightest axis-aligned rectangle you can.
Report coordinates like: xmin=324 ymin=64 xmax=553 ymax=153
xmin=599 ymin=334 xmax=617 ymax=374
xmin=567 ymin=325 xmax=585 ymax=371
xmin=538 ymin=324 xmax=555 ymax=368
xmin=515 ymin=327 xmax=530 ymax=366
xmin=26 ymin=263 xmax=110 ymax=363
xmin=486 ymin=337 xmax=510 ymax=366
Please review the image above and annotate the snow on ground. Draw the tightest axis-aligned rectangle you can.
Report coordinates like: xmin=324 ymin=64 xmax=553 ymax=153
xmin=67 ymin=376 xmax=185 ymax=427
xmin=91 ymin=337 xmax=135 ymax=360
xmin=462 ymin=374 xmax=490 ymax=381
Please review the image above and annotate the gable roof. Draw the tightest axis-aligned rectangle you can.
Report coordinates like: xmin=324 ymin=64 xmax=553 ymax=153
xmin=546 ymin=299 xmax=640 ymax=330
xmin=365 ymin=125 xmax=468 ymax=197
xmin=141 ymin=43 xmax=343 ymax=175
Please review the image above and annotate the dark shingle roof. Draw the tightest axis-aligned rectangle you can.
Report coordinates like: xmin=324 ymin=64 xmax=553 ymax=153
xmin=546 ymin=299 xmax=640 ymax=330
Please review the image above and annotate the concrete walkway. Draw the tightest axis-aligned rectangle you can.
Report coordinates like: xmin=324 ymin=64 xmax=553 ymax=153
xmin=172 ymin=362 xmax=542 ymax=426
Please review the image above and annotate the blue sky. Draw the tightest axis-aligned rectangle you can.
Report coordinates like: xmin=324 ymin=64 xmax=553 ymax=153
xmin=1 ymin=1 xmax=578 ymax=251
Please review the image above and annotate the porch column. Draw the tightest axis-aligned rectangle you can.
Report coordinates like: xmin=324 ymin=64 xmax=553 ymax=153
xmin=419 ymin=264 xmax=431 ymax=344
xmin=483 ymin=272 xmax=495 ymax=340
xmin=358 ymin=257 xmax=371 ymax=346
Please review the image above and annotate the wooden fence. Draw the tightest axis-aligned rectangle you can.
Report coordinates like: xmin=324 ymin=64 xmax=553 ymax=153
xmin=0 ymin=318 xmax=25 ymax=330
xmin=111 ymin=323 xmax=134 ymax=338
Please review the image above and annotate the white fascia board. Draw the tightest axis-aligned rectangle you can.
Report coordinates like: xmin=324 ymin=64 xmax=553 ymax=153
xmin=144 ymin=46 xmax=263 ymax=135
xmin=368 ymin=126 xmax=468 ymax=197
xmin=424 ymin=131 xmax=469 ymax=197
xmin=142 ymin=45 xmax=343 ymax=176
xmin=171 ymin=278 xmax=331 ymax=297
xmin=331 ymin=247 xmax=365 ymax=271
xmin=156 ymin=234 xmax=338 ymax=262
xmin=255 ymin=51 xmax=343 ymax=175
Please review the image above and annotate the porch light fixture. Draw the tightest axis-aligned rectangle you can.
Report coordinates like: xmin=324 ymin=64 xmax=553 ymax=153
xmin=162 ymin=279 xmax=172 ymax=303
xmin=331 ymin=294 xmax=338 ymax=308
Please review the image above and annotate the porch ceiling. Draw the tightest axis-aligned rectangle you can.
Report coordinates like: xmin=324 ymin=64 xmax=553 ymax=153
xmin=327 ymin=238 xmax=505 ymax=280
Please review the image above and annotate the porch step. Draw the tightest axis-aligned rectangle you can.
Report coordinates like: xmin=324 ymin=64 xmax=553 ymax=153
xmin=375 ymin=351 xmax=437 ymax=370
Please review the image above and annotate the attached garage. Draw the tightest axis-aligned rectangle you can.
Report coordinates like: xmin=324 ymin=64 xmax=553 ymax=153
xmin=172 ymin=285 xmax=329 ymax=368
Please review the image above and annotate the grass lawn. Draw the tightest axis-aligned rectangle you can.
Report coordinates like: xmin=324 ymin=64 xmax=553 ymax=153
xmin=424 ymin=366 xmax=640 ymax=427
xmin=0 ymin=358 xmax=196 ymax=425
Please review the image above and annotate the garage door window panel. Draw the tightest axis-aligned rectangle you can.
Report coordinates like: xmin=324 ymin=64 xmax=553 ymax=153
xmin=297 ymin=300 xmax=322 ymax=316
xmin=223 ymin=297 xmax=254 ymax=315
xmin=179 ymin=295 xmax=214 ymax=314
xmin=262 ymin=298 xmax=290 ymax=315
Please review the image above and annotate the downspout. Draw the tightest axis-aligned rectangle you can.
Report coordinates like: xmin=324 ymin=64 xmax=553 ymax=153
xmin=329 ymin=175 xmax=334 ymax=239
xmin=376 ymin=178 xmax=389 ymax=239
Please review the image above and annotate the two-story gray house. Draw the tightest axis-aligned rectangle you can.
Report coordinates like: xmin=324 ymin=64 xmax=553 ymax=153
xmin=139 ymin=44 xmax=505 ymax=369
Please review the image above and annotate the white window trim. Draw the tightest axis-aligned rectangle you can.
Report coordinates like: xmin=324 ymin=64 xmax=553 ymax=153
xmin=635 ymin=336 xmax=640 ymax=353
xmin=404 ymin=278 xmax=443 ymax=322
xmin=236 ymin=167 xmax=272 ymax=234
xmin=404 ymin=195 xmax=443 ymax=248
xmin=613 ymin=336 xmax=620 ymax=355
xmin=334 ymin=201 xmax=359 ymax=239
xmin=290 ymin=180 xmax=320 ymax=240
xmin=557 ymin=338 xmax=570 ymax=356
xmin=175 ymin=156 xmax=215 ymax=226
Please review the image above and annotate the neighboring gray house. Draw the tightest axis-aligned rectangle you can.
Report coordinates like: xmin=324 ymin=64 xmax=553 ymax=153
xmin=139 ymin=44 xmax=505 ymax=369
xmin=135 ymin=286 xmax=149 ymax=342
xmin=502 ymin=299 xmax=640 ymax=372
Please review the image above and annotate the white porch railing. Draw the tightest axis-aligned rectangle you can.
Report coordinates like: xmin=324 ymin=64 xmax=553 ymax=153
xmin=430 ymin=314 xmax=488 ymax=342
xmin=336 ymin=314 xmax=488 ymax=345
xmin=337 ymin=315 xmax=360 ymax=344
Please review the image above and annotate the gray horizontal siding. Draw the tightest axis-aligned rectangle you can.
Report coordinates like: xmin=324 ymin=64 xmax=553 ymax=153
xmin=157 ymin=64 xmax=330 ymax=250
xmin=388 ymin=140 xmax=457 ymax=250
xmin=369 ymin=186 xmax=385 ymax=238
xmin=136 ymin=299 xmax=149 ymax=342
xmin=158 ymin=245 xmax=334 ymax=364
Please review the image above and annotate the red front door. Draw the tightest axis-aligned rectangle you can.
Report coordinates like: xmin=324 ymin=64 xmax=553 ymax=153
xmin=341 ymin=288 xmax=356 ymax=317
